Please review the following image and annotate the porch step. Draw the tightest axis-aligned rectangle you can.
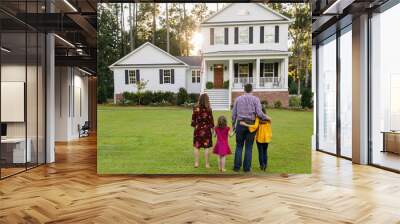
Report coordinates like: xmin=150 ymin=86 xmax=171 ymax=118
xmin=204 ymin=89 xmax=230 ymax=111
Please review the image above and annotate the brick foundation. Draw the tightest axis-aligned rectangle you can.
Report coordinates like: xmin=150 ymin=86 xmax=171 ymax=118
xmin=232 ymin=91 xmax=289 ymax=108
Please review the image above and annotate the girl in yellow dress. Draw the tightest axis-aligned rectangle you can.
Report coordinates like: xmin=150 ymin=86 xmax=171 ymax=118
xmin=240 ymin=107 xmax=272 ymax=171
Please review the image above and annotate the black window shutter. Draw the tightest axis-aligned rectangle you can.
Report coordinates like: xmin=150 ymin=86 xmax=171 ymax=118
xmin=159 ymin=69 xmax=163 ymax=84
xmin=171 ymin=69 xmax=175 ymax=84
xmin=224 ymin=28 xmax=229 ymax=45
xmin=249 ymin=27 xmax=253 ymax=44
xmin=234 ymin=63 xmax=239 ymax=78
xmin=249 ymin=63 xmax=253 ymax=77
xmin=275 ymin=26 xmax=279 ymax=43
xmin=260 ymin=63 xmax=264 ymax=77
xmin=234 ymin=27 xmax=238 ymax=44
xmin=260 ymin=26 xmax=264 ymax=43
xmin=136 ymin=70 xmax=140 ymax=82
xmin=274 ymin=63 xmax=278 ymax=77
xmin=125 ymin=70 xmax=129 ymax=84
xmin=210 ymin=28 xmax=214 ymax=45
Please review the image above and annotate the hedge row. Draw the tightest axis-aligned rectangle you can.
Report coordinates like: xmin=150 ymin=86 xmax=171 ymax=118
xmin=120 ymin=88 xmax=199 ymax=106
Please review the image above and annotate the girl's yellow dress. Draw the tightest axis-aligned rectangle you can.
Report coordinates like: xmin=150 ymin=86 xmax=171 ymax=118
xmin=248 ymin=117 xmax=272 ymax=143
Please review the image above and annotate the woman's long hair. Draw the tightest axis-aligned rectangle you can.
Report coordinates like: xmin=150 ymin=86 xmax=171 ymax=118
xmin=198 ymin=93 xmax=210 ymax=109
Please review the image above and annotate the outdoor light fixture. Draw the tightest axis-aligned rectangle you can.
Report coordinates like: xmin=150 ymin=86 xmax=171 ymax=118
xmin=224 ymin=66 xmax=227 ymax=71
xmin=1 ymin=47 xmax=11 ymax=53
xmin=63 ymin=0 xmax=78 ymax=12
xmin=54 ymin=34 xmax=75 ymax=48
xmin=210 ymin=66 xmax=213 ymax=71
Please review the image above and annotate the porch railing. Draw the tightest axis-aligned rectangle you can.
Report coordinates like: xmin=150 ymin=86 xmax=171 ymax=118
xmin=259 ymin=77 xmax=282 ymax=88
xmin=233 ymin=77 xmax=254 ymax=88
xmin=232 ymin=77 xmax=283 ymax=89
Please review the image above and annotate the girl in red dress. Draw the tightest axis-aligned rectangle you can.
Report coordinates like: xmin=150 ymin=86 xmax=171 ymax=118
xmin=213 ymin=116 xmax=233 ymax=172
xmin=191 ymin=94 xmax=214 ymax=168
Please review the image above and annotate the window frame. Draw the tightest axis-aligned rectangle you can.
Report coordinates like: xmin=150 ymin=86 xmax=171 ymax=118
xmin=191 ymin=70 xmax=201 ymax=83
xmin=239 ymin=27 xmax=249 ymax=44
xmin=128 ymin=70 xmax=136 ymax=84
xmin=239 ymin=64 xmax=249 ymax=77
xmin=264 ymin=26 xmax=274 ymax=43
xmin=263 ymin=63 xmax=274 ymax=77
xmin=214 ymin=27 xmax=224 ymax=45
xmin=163 ymin=69 xmax=172 ymax=84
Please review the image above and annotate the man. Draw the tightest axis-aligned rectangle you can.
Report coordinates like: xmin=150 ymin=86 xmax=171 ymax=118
xmin=232 ymin=84 xmax=270 ymax=172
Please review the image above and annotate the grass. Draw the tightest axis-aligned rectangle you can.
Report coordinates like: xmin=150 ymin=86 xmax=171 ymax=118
xmin=97 ymin=105 xmax=312 ymax=174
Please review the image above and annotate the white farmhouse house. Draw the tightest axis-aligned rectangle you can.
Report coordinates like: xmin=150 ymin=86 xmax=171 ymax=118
xmin=110 ymin=3 xmax=292 ymax=110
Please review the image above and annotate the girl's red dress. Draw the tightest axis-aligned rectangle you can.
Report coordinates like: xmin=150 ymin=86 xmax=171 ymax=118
xmin=213 ymin=127 xmax=232 ymax=156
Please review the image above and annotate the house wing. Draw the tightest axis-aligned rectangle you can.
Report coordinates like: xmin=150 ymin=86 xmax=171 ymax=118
xmin=201 ymin=3 xmax=291 ymax=25
xmin=109 ymin=42 xmax=188 ymax=68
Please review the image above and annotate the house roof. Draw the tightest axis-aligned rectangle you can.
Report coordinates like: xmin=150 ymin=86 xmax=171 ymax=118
xmin=109 ymin=42 xmax=189 ymax=69
xmin=176 ymin=56 xmax=202 ymax=67
xmin=201 ymin=3 xmax=292 ymax=26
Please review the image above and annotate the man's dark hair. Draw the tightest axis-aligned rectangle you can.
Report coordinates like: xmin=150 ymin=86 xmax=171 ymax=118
xmin=244 ymin=84 xmax=253 ymax=93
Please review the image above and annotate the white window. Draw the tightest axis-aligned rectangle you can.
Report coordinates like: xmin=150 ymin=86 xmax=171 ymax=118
xmin=128 ymin=70 xmax=136 ymax=84
xmin=239 ymin=27 xmax=249 ymax=44
xmin=163 ymin=69 xmax=171 ymax=84
xmin=214 ymin=27 xmax=224 ymax=45
xmin=263 ymin=63 xmax=274 ymax=77
xmin=239 ymin=64 xmax=249 ymax=77
xmin=192 ymin=70 xmax=201 ymax=83
xmin=264 ymin=26 xmax=274 ymax=43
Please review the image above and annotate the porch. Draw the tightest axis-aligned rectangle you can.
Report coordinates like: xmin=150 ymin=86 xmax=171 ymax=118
xmin=201 ymin=57 xmax=289 ymax=91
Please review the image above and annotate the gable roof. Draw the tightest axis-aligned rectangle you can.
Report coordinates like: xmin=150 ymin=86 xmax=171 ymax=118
xmin=176 ymin=56 xmax=202 ymax=67
xmin=109 ymin=42 xmax=188 ymax=68
xmin=201 ymin=3 xmax=292 ymax=25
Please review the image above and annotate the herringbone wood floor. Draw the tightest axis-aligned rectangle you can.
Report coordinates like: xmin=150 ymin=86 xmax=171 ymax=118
xmin=1 ymin=136 xmax=400 ymax=224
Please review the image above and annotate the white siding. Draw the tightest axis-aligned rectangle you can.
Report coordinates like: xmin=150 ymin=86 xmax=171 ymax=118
xmin=201 ymin=24 xmax=289 ymax=53
xmin=205 ymin=4 xmax=285 ymax=23
xmin=116 ymin=43 xmax=184 ymax=66
xmin=113 ymin=67 xmax=187 ymax=94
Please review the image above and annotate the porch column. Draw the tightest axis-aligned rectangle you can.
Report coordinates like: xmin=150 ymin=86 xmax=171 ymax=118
xmin=229 ymin=59 xmax=234 ymax=109
xmin=256 ymin=58 xmax=260 ymax=88
xmin=201 ymin=59 xmax=206 ymax=93
xmin=284 ymin=57 xmax=289 ymax=89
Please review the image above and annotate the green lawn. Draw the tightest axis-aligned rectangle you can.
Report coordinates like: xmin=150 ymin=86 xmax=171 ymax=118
xmin=97 ymin=105 xmax=312 ymax=174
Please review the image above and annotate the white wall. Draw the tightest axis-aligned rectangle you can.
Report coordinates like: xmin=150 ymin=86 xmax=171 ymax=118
xmin=201 ymin=24 xmax=289 ymax=53
xmin=186 ymin=68 xmax=202 ymax=93
xmin=113 ymin=67 xmax=187 ymax=95
xmin=55 ymin=67 xmax=89 ymax=141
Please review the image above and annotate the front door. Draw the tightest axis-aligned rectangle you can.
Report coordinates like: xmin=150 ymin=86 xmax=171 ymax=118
xmin=213 ymin=65 xmax=224 ymax=88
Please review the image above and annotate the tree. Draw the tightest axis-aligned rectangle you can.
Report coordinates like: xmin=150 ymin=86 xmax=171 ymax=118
xmin=97 ymin=3 xmax=121 ymax=103
xmin=136 ymin=79 xmax=149 ymax=105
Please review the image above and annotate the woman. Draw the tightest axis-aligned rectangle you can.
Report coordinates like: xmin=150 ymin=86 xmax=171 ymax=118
xmin=191 ymin=93 xmax=214 ymax=168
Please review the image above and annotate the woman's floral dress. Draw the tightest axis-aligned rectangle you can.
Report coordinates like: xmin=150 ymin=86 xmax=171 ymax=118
xmin=191 ymin=106 xmax=214 ymax=149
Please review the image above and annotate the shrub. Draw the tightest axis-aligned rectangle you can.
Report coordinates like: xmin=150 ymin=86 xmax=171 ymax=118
xmin=223 ymin=80 xmax=229 ymax=89
xmin=122 ymin=92 xmax=137 ymax=105
xmin=206 ymin=82 xmax=214 ymax=89
xmin=274 ymin=100 xmax=282 ymax=108
xmin=163 ymin=91 xmax=176 ymax=104
xmin=188 ymin=93 xmax=199 ymax=104
xmin=153 ymin=91 xmax=164 ymax=103
xmin=261 ymin=100 xmax=269 ymax=108
xmin=141 ymin=91 xmax=153 ymax=105
xmin=289 ymin=95 xmax=302 ymax=108
xmin=301 ymin=88 xmax=313 ymax=109
xmin=177 ymin=88 xmax=188 ymax=105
